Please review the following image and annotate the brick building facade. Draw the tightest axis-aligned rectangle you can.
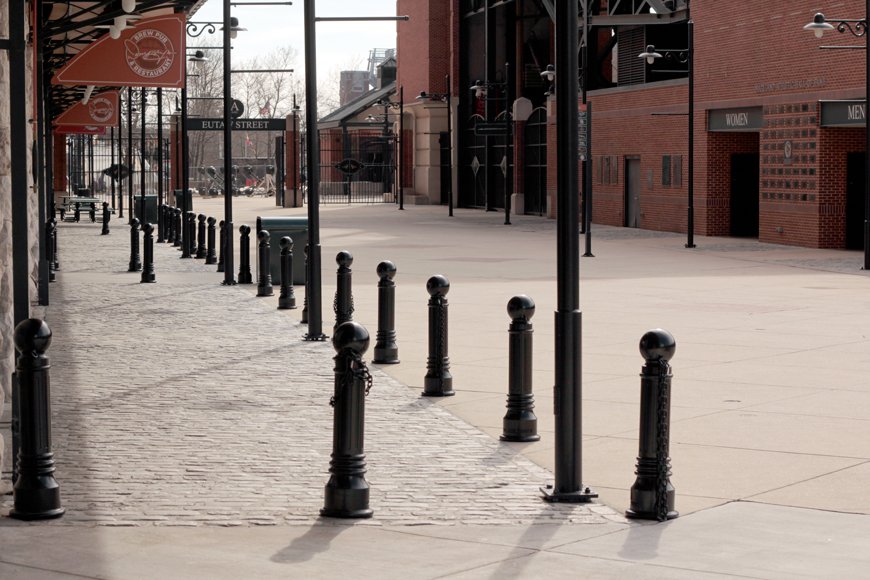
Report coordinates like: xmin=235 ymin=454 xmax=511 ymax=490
xmin=396 ymin=0 xmax=869 ymax=249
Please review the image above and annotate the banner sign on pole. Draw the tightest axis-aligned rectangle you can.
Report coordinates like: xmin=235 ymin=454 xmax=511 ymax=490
xmin=54 ymin=91 xmax=120 ymax=126
xmin=187 ymin=118 xmax=287 ymax=131
xmin=51 ymin=14 xmax=186 ymax=88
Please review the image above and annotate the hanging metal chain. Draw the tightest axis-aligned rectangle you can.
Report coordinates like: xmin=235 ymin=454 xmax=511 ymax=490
xmin=329 ymin=350 xmax=373 ymax=407
xmin=654 ymin=359 xmax=672 ymax=522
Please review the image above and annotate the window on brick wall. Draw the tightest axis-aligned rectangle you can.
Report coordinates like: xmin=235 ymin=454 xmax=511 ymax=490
xmin=662 ymin=155 xmax=672 ymax=186
xmin=596 ymin=155 xmax=619 ymax=185
xmin=661 ymin=154 xmax=682 ymax=187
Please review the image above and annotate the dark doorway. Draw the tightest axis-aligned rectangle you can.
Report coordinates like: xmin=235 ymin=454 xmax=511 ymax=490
xmin=730 ymin=153 xmax=759 ymax=237
xmin=846 ymin=152 xmax=865 ymax=250
xmin=625 ymin=157 xmax=640 ymax=228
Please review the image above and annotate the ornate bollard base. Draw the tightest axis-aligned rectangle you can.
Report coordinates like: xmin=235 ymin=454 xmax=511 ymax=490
xmin=278 ymin=295 xmax=296 ymax=310
xmin=422 ymin=373 xmax=454 ymax=397
xmin=321 ymin=479 xmax=373 ymax=519
xmin=501 ymin=409 xmax=540 ymax=442
xmin=372 ymin=344 xmax=399 ymax=365
xmin=626 ymin=478 xmax=678 ymax=521
xmin=10 ymin=478 xmax=65 ymax=521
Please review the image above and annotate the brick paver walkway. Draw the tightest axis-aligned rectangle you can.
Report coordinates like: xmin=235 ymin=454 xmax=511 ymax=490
xmin=2 ymin=221 xmax=619 ymax=528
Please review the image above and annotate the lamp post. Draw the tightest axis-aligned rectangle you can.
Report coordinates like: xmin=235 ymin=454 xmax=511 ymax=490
xmin=805 ymin=7 xmax=870 ymax=270
xmin=639 ymin=14 xmax=695 ymax=249
xmin=372 ymin=90 xmax=404 ymax=208
xmin=541 ymin=0 xmax=596 ymax=504
xmin=418 ymin=74 xmax=453 ymax=216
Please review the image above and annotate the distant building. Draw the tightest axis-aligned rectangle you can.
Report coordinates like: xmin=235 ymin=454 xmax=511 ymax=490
xmin=340 ymin=71 xmax=371 ymax=106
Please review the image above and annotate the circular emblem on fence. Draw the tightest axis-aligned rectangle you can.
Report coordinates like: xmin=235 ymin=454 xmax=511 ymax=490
xmin=88 ymin=97 xmax=114 ymax=123
xmin=125 ymin=29 xmax=175 ymax=79
xmin=335 ymin=158 xmax=364 ymax=175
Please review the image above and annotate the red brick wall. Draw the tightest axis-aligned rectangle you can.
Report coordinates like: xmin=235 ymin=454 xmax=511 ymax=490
xmin=397 ymin=0 xmax=450 ymax=98
xmin=53 ymin=133 xmax=67 ymax=193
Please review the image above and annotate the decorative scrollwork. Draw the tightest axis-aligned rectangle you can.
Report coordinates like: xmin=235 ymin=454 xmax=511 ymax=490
xmin=835 ymin=19 xmax=869 ymax=37
xmin=186 ymin=22 xmax=218 ymax=38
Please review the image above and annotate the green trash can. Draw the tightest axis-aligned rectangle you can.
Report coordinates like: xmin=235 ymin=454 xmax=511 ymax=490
xmin=173 ymin=189 xmax=194 ymax=213
xmin=133 ymin=195 xmax=158 ymax=224
xmin=256 ymin=216 xmax=308 ymax=285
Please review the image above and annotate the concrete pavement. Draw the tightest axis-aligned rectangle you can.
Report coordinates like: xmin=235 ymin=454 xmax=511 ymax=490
xmin=2 ymin=195 xmax=870 ymax=578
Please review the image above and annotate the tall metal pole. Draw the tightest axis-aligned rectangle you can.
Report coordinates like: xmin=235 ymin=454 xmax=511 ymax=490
xmin=157 ymin=88 xmax=164 ymax=224
xmin=222 ymin=0 xmax=237 ymax=285
xmin=865 ymin=0 xmax=870 ymax=269
xmin=127 ymin=87 xmax=134 ymax=224
xmin=140 ymin=89 xmax=146 ymax=222
xmin=543 ymin=0 xmax=595 ymax=503
xmin=686 ymin=14 xmax=696 ymax=249
xmin=447 ymin=74 xmax=453 ymax=217
xmin=303 ymin=0 xmax=325 ymax=339
xmin=582 ymin=6 xmax=593 ymax=257
xmin=118 ymin=98 xmax=124 ymax=218
xmin=292 ymin=93 xmax=298 ymax=206
xmin=181 ymin=81 xmax=191 ymax=258
xmin=398 ymin=86 xmax=404 ymax=207
xmin=504 ymin=62 xmax=513 ymax=225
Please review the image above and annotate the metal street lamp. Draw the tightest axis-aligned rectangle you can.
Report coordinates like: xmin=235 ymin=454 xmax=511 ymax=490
xmin=639 ymin=17 xmax=696 ymax=249
xmin=805 ymin=8 xmax=870 ymax=270
xmin=418 ymin=74 xmax=453 ymax=216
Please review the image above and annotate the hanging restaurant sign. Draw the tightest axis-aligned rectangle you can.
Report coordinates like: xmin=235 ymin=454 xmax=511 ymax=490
xmin=52 ymin=125 xmax=107 ymax=135
xmin=54 ymin=91 xmax=119 ymax=126
xmin=51 ymin=14 xmax=185 ymax=88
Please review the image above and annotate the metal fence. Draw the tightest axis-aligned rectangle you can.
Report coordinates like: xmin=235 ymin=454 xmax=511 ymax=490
xmin=304 ymin=129 xmax=397 ymax=204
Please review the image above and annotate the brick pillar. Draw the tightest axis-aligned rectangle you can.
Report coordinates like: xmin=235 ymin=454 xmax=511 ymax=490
xmin=52 ymin=132 xmax=67 ymax=194
xmin=284 ymin=114 xmax=302 ymax=207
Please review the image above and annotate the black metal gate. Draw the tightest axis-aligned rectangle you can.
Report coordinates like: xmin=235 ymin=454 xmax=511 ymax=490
xmin=490 ymin=110 xmax=512 ymax=211
xmin=524 ymin=107 xmax=547 ymax=215
xmin=463 ymin=114 xmax=487 ymax=208
xmin=308 ymin=128 xmax=396 ymax=204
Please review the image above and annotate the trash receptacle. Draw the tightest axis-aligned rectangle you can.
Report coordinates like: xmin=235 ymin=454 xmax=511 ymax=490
xmin=173 ymin=189 xmax=194 ymax=213
xmin=134 ymin=195 xmax=158 ymax=224
xmin=256 ymin=216 xmax=308 ymax=285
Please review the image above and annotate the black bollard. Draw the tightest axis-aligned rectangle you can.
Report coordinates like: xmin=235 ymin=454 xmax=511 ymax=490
xmin=278 ymin=236 xmax=297 ymax=310
xmin=501 ymin=295 xmax=539 ymax=442
xmin=238 ymin=224 xmax=253 ymax=284
xmin=422 ymin=275 xmax=454 ymax=396
xmin=188 ymin=211 xmax=197 ymax=257
xmin=101 ymin=202 xmax=110 ymax=235
xmin=301 ymin=245 xmax=309 ymax=323
xmin=181 ymin=211 xmax=193 ymax=258
xmin=157 ymin=204 xmax=165 ymax=243
xmin=372 ymin=261 xmax=399 ymax=364
xmin=89 ymin=203 xmax=96 ymax=223
xmin=128 ymin=217 xmax=142 ymax=272
xmin=10 ymin=319 xmax=65 ymax=520
xmin=334 ymin=251 xmax=354 ymax=331
xmin=196 ymin=214 xmax=207 ymax=259
xmin=257 ymin=229 xmax=274 ymax=296
xmin=206 ymin=216 xmax=217 ymax=265
xmin=50 ymin=217 xmax=59 ymax=270
xmin=321 ymin=321 xmax=374 ymax=519
xmin=141 ymin=222 xmax=156 ymax=283
xmin=626 ymin=329 xmax=678 ymax=522
xmin=73 ymin=202 xmax=81 ymax=223
xmin=46 ymin=220 xmax=56 ymax=282
xmin=217 ymin=220 xmax=226 ymax=272
xmin=173 ymin=208 xmax=182 ymax=248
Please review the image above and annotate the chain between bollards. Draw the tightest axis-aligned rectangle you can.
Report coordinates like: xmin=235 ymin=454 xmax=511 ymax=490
xmin=238 ymin=225 xmax=253 ymax=284
xmin=206 ymin=217 xmax=217 ymax=265
xmin=372 ymin=261 xmax=399 ymax=364
xmin=278 ymin=236 xmax=297 ymax=310
xmin=423 ymin=275 xmax=453 ymax=396
xmin=101 ymin=202 xmax=110 ymax=235
xmin=501 ymin=295 xmax=539 ymax=442
xmin=321 ymin=321 xmax=374 ymax=519
xmin=10 ymin=319 xmax=64 ymax=520
xmin=128 ymin=217 xmax=142 ymax=272
xmin=333 ymin=251 xmax=354 ymax=332
xmin=257 ymin=229 xmax=274 ymax=296
xmin=626 ymin=328 xmax=678 ymax=522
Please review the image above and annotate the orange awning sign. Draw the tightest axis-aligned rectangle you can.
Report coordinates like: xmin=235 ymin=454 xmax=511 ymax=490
xmin=55 ymin=91 xmax=120 ymax=126
xmin=52 ymin=14 xmax=185 ymax=88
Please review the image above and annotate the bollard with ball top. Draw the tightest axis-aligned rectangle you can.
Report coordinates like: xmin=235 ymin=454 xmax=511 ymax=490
xmin=321 ymin=321 xmax=374 ymax=519
xmin=278 ymin=236 xmax=297 ymax=310
xmin=101 ymin=202 xmax=110 ymax=235
xmin=141 ymin=222 xmax=156 ymax=283
xmin=422 ymin=275 xmax=453 ymax=396
xmin=333 ymin=251 xmax=354 ymax=331
xmin=257 ymin=229 xmax=274 ymax=296
xmin=626 ymin=328 xmax=678 ymax=522
xmin=372 ymin=261 xmax=399 ymax=364
xmin=196 ymin=214 xmax=207 ymax=259
xmin=501 ymin=295 xmax=539 ymax=442
xmin=10 ymin=319 xmax=65 ymax=520
xmin=128 ymin=217 xmax=141 ymax=272
xmin=206 ymin=217 xmax=217 ymax=264
xmin=217 ymin=220 xmax=226 ymax=273
xmin=238 ymin=225 xmax=253 ymax=284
